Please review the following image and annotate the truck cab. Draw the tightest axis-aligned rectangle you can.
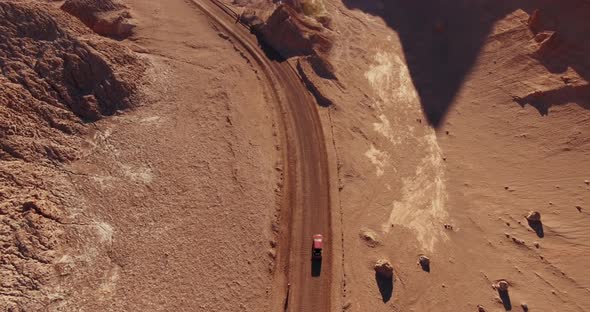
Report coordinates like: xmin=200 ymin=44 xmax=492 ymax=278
xmin=312 ymin=234 xmax=323 ymax=260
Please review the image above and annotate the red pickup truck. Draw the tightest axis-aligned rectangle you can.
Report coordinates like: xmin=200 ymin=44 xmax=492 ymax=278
xmin=312 ymin=234 xmax=323 ymax=260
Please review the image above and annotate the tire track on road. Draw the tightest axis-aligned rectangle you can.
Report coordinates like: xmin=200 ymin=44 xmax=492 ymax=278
xmin=190 ymin=1 xmax=333 ymax=311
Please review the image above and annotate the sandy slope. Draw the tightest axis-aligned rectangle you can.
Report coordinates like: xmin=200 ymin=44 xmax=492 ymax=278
xmin=320 ymin=0 xmax=590 ymax=311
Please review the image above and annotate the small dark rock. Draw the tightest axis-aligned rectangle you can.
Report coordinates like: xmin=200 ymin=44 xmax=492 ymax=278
xmin=418 ymin=255 xmax=430 ymax=272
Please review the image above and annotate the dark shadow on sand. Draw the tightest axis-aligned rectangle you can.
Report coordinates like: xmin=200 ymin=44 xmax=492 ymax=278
xmin=375 ymin=273 xmax=393 ymax=303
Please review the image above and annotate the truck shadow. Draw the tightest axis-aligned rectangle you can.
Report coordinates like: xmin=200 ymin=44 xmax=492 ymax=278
xmin=311 ymin=258 xmax=322 ymax=277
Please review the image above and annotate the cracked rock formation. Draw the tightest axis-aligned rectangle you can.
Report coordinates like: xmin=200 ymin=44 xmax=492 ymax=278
xmin=0 ymin=1 xmax=144 ymax=309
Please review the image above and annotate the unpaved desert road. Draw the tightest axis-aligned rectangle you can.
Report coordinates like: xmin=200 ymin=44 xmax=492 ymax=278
xmin=191 ymin=1 xmax=332 ymax=311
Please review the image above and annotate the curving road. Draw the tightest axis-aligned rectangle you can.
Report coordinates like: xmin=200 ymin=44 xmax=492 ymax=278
xmin=191 ymin=1 xmax=332 ymax=311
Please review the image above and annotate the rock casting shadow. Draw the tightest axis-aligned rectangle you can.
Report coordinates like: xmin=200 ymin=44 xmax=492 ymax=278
xmin=375 ymin=273 xmax=393 ymax=303
xmin=527 ymin=219 xmax=545 ymax=238
xmin=311 ymin=258 xmax=322 ymax=277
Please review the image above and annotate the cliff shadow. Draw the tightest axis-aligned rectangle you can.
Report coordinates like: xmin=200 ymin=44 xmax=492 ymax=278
xmin=341 ymin=0 xmax=590 ymax=126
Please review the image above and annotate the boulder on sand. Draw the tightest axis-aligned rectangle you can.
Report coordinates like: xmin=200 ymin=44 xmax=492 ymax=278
xmin=374 ymin=259 xmax=394 ymax=279
xmin=526 ymin=211 xmax=541 ymax=222
xmin=359 ymin=229 xmax=379 ymax=247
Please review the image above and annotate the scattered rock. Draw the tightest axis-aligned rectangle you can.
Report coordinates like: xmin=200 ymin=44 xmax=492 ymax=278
xmin=512 ymin=237 xmax=525 ymax=245
xmin=443 ymin=223 xmax=454 ymax=230
xmin=576 ymin=206 xmax=583 ymax=212
xmin=418 ymin=255 xmax=430 ymax=272
xmin=359 ymin=229 xmax=379 ymax=247
xmin=534 ymin=242 xmax=540 ymax=248
xmin=0 ymin=1 xmax=144 ymax=159
xmin=477 ymin=304 xmax=487 ymax=312
xmin=526 ymin=211 xmax=541 ymax=222
xmin=585 ymin=180 xmax=590 ymax=185
xmin=493 ymin=280 xmax=510 ymax=292
xmin=521 ymin=302 xmax=529 ymax=311
xmin=374 ymin=259 xmax=394 ymax=279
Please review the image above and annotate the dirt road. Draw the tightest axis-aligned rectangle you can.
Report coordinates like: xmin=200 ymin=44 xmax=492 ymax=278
xmin=191 ymin=1 xmax=333 ymax=311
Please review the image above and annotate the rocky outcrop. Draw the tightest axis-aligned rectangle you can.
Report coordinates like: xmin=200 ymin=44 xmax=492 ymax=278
xmin=61 ymin=0 xmax=136 ymax=38
xmin=254 ymin=4 xmax=336 ymax=80
xmin=0 ymin=2 xmax=144 ymax=309
xmin=258 ymin=4 xmax=332 ymax=57
xmin=239 ymin=8 xmax=265 ymax=29
xmin=374 ymin=259 xmax=394 ymax=279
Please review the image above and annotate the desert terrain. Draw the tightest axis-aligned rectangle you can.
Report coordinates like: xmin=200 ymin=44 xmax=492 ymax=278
xmin=1 ymin=0 xmax=589 ymax=311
